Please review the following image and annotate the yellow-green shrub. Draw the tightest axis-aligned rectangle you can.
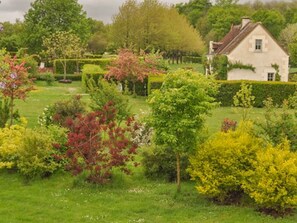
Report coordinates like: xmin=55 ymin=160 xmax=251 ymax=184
xmin=17 ymin=129 xmax=60 ymax=179
xmin=0 ymin=123 xmax=26 ymax=169
xmin=188 ymin=122 xmax=263 ymax=203
xmin=243 ymin=140 xmax=297 ymax=213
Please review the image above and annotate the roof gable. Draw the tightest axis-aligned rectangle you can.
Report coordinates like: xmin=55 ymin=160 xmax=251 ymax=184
xmin=213 ymin=22 xmax=288 ymax=56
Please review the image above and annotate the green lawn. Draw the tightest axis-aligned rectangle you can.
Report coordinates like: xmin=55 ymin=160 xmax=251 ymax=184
xmin=3 ymin=81 xmax=297 ymax=222
xmin=168 ymin=63 xmax=204 ymax=73
xmin=1 ymin=169 xmax=297 ymax=223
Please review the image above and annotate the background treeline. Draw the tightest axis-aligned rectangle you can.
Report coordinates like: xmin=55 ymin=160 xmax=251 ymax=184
xmin=2 ymin=0 xmax=297 ymax=64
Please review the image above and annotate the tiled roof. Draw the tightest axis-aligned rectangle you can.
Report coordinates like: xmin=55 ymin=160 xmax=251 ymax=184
xmin=214 ymin=22 xmax=259 ymax=54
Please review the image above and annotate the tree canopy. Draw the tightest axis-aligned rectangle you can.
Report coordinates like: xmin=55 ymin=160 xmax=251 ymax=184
xmin=23 ymin=0 xmax=90 ymax=53
xmin=111 ymin=0 xmax=205 ymax=55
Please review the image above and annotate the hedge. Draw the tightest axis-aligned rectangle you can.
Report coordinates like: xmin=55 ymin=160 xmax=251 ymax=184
xmin=148 ymin=74 xmax=165 ymax=94
xmin=216 ymin=81 xmax=297 ymax=107
xmin=182 ymin=56 xmax=202 ymax=64
xmin=147 ymin=78 xmax=297 ymax=107
xmin=81 ymin=64 xmax=106 ymax=91
xmin=53 ymin=58 xmax=114 ymax=74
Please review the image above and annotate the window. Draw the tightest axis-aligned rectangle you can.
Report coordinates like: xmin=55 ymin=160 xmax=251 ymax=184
xmin=255 ymin=39 xmax=262 ymax=51
xmin=267 ymin=73 xmax=274 ymax=81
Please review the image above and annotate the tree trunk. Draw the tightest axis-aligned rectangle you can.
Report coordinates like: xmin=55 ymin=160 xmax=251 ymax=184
xmin=176 ymin=152 xmax=181 ymax=193
xmin=63 ymin=59 xmax=67 ymax=79
xmin=9 ymin=95 xmax=14 ymax=127
xmin=132 ymin=82 xmax=136 ymax=97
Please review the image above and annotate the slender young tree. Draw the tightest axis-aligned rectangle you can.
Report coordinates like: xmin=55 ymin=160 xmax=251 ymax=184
xmin=148 ymin=70 xmax=218 ymax=192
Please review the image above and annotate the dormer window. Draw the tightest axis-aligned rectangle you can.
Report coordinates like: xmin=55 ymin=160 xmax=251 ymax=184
xmin=255 ymin=39 xmax=262 ymax=51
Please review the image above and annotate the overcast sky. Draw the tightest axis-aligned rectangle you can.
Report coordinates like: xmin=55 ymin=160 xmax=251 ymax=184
xmin=0 ymin=0 xmax=189 ymax=24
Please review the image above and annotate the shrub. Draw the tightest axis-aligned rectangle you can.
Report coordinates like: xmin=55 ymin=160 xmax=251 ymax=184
xmin=188 ymin=122 xmax=262 ymax=203
xmin=38 ymin=95 xmax=86 ymax=127
xmin=0 ymin=122 xmax=26 ymax=169
xmin=142 ymin=146 xmax=190 ymax=182
xmin=256 ymin=98 xmax=297 ymax=151
xmin=221 ymin=118 xmax=237 ymax=132
xmin=216 ymin=81 xmax=297 ymax=107
xmin=53 ymin=58 xmax=113 ymax=74
xmin=17 ymin=129 xmax=60 ymax=180
xmin=81 ymin=64 xmax=105 ymax=91
xmin=0 ymin=98 xmax=10 ymax=128
xmin=64 ymin=102 xmax=139 ymax=184
xmin=39 ymin=72 xmax=55 ymax=85
xmin=19 ymin=56 xmax=38 ymax=79
xmin=288 ymin=89 xmax=297 ymax=109
xmin=233 ymin=82 xmax=255 ymax=121
xmin=147 ymin=74 xmax=165 ymax=95
xmin=243 ymin=140 xmax=297 ymax=216
xmin=88 ymin=78 xmax=130 ymax=123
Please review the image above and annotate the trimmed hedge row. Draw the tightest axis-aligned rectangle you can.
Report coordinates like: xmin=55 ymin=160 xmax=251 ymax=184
xmin=53 ymin=58 xmax=114 ymax=74
xmin=217 ymin=81 xmax=297 ymax=107
xmin=148 ymin=74 xmax=165 ymax=94
xmin=147 ymin=78 xmax=297 ymax=107
xmin=182 ymin=56 xmax=202 ymax=64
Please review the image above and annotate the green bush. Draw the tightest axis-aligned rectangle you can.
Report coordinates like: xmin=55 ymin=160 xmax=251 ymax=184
xmin=216 ymin=81 xmax=297 ymax=107
xmin=53 ymin=58 xmax=113 ymax=74
xmin=256 ymin=98 xmax=297 ymax=151
xmin=17 ymin=56 xmax=38 ymax=79
xmin=0 ymin=122 xmax=26 ymax=169
xmin=17 ymin=129 xmax=60 ymax=180
xmin=147 ymin=74 xmax=165 ymax=94
xmin=142 ymin=145 xmax=190 ymax=182
xmin=88 ymin=78 xmax=131 ymax=123
xmin=38 ymin=72 xmax=55 ymax=85
xmin=243 ymin=141 xmax=297 ymax=215
xmin=38 ymin=95 xmax=86 ymax=127
xmin=189 ymin=122 xmax=262 ymax=203
xmin=81 ymin=64 xmax=106 ymax=90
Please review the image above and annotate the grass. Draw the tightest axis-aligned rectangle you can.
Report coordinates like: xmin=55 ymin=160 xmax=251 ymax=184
xmin=3 ymin=80 xmax=297 ymax=222
xmin=14 ymin=81 xmax=89 ymax=128
xmin=1 ymin=168 xmax=297 ymax=223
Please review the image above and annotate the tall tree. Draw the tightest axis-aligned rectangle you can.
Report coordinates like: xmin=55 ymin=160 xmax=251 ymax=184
xmin=23 ymin=0 xmax=90 ymax=53
xmin=176 ymin=0 xmax=212 ymax=27
xmin=111 ymin=0 xmax=205 ymax=58
xmin=252 ymin=9 xmax=285 ymax=38
xmin=0 ymin=21 xmax=24 ymax=52
xmin=87 ymin=19 xmax=109 ymax=54
xmin=110 ymin=0 xmax=140 ymax=49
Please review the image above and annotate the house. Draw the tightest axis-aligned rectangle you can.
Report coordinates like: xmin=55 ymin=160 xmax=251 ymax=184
xmin=208 ymin=17 xmax=289 ymax=82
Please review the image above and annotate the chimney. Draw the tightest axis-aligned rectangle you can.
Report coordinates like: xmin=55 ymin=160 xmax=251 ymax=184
xmin=241 ymin=17 xmax=251 ymax=29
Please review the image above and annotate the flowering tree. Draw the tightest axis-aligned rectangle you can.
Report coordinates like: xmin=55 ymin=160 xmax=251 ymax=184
xmin=0 ymin=57 xmax=34 ymax=126
xmin=43 ymin=31 xmax=85 ymax=81
xmin=106 ymin=49 xmax=165 ymax=95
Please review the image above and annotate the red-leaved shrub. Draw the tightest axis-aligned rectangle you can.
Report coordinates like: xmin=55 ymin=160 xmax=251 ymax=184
xmin=65 ymin=102 xmax=139 ymax=184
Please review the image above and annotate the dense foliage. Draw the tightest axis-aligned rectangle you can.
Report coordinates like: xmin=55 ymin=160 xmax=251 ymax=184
xmin=189 ymin=122 xmax=263 ymax=203
xmin=243 ymin=141 xmax=297 ymax=215
xmin=88 ymin=78 xmax=131 ymax=123
xmin=216 ymin=81 xmax=297 ymax=107
xmin=64 ymin=102 xmax=139 ymax=184
xmin=23 ymin=0 xmax=90 ymax=53
xmin=148 ymin=69 xmax=218 ymax=191
xmin=142 ymin=145 xmax=190 ymax=182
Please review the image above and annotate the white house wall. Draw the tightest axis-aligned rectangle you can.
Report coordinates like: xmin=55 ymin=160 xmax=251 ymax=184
xmin=227 ymin=25 xmax=289 ymax=82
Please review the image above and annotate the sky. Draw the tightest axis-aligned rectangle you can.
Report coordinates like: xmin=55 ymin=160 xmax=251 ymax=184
xmin=0 ymin=0 xmax=188 ymax=24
